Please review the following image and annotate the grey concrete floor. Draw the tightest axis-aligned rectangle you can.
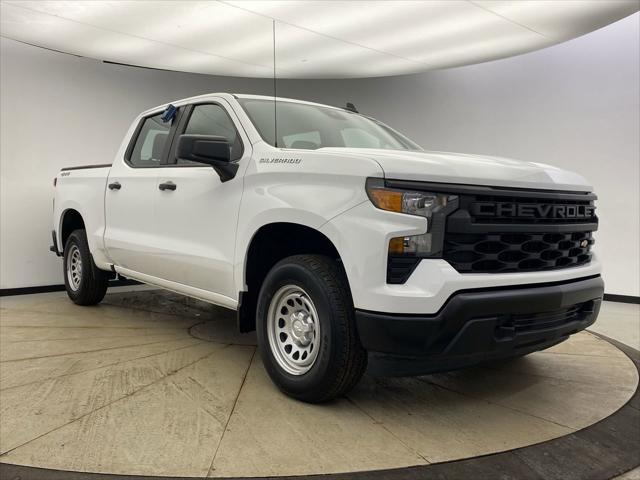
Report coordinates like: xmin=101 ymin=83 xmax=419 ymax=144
xmin=594 ymin=301 xmax=640 ymax=480
xmin=0 ymin=288 xmax=637 ymax=477
xmin=589 ymin=301 xmax=639 ymax=349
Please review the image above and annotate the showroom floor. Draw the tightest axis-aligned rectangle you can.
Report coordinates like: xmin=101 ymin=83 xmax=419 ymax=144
xmin=0 ymin=288 xmax=638 ymax=479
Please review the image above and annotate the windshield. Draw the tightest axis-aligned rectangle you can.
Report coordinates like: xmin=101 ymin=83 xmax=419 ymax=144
xmin=238 ymin=98 xmax=421 ymax=151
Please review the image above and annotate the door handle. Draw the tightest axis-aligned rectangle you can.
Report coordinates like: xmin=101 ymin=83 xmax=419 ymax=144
xmin=108 ymin=182 xmax=121 ymax=190
xmin=159 ymin=181 xmax=176 ymax=191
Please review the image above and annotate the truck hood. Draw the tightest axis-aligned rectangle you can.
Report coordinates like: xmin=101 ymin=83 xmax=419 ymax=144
xmin=322 ymin=148 xmax=592 ymax=192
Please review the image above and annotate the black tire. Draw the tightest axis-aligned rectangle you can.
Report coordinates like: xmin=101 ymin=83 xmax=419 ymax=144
xmin=63 ymin=229 xmax=109 ymax=305
xmin=256 ymin=254 xmax=367 ymax=403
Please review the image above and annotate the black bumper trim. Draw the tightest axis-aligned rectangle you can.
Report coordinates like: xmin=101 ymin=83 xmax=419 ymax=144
xmin=356 ymin=276 xmax=604 ymax=376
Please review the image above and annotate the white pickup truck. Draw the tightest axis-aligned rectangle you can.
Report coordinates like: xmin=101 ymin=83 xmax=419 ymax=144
xmin=52 ymin=93 xmax=603 ymax=402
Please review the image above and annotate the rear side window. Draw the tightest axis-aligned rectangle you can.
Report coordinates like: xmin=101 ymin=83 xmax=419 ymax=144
xmin=128 ymin=113 xmax=171 ymax=167
xmin=177 ymin=104 xmax=243 ymax=165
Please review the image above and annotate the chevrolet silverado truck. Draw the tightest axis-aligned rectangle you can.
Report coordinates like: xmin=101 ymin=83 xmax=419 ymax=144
xmin=51 ymin=93 xmax=603 ymax=402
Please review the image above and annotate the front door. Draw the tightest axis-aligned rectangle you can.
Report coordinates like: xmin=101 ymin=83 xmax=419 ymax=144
xmin=152 ymin=100 xmax=249 ymax=301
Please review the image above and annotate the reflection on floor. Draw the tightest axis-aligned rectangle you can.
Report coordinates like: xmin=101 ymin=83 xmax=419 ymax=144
xmin=0 ymin=289 xmax=637 ymax=478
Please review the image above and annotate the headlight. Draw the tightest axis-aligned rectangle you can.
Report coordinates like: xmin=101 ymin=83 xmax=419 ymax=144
xmin=367 ymin=184 xmax=451 ymax=220
xmin=366 ymin=178 xmax=458 ymax=258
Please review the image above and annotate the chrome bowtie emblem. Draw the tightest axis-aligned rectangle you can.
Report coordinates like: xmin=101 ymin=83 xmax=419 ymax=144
xmin=580 ymin=239 xmax=589 ymax=248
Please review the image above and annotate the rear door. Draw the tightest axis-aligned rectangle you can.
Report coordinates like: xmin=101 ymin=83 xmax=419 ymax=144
xmin=152 ymin=99 xmax=250 ymax=300
xmin=104 ymin=110 xmax=179 ymax=275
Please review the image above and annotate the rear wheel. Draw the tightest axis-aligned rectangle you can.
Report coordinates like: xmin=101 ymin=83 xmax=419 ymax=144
xmin=256 ymin=254 xmax=367 ymax=403
xmin=63 ymin=229 xmax=109 ymax=305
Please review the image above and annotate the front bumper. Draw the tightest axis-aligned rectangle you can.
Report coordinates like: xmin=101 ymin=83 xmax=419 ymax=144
xmin=356 ymin=275 xmax=604 ymax=376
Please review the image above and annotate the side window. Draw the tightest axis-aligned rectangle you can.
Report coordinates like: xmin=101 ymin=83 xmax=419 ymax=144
xmin=177 ymin=104 xmax=243 ymax=165
xmin=129 ymin=113 xmax=171 ymax=167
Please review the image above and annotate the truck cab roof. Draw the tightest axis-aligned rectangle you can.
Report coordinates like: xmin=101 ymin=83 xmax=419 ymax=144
xmin=141 ymin=93 xmax=347 ymax=117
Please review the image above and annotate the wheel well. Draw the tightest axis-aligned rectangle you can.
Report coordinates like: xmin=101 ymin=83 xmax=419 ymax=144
xmin=60 ymin=209 xmax=85 ymax=251
xmin=238 ymin=223 xmax=343 ymax=333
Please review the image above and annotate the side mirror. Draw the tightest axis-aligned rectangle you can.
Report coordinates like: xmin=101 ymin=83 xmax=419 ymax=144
xmin=176 ymin=134 xmax=238 ymax=182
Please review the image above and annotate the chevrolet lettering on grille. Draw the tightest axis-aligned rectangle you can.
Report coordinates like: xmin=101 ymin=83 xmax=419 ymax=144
xmin=470 ymin=202 xmax=596 ymax=219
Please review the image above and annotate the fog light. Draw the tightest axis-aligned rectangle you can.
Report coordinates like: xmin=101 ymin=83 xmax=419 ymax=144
xmin=389 ymin=234 xmax=433 ymax=256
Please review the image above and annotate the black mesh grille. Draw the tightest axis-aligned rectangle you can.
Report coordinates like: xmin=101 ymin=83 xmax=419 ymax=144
xmin=444 ymin=231 xmax=593 ymax=273
xmin=441 ymin=186 xmax=596 ymax=274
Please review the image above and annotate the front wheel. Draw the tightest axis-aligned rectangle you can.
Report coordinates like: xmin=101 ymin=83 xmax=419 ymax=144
xmin=63 ymin=229 xmax=109 ymax=305
xmin=256 ymin=255 xmax=367 ymax=403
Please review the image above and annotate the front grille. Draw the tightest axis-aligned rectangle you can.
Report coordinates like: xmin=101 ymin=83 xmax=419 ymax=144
xmin=444 ymin=231 xmax=593 ymax=273
xmin=495 ymin=300 xmax=596 ymax=340
xmin=442 ymin=185 xmax=597 ymax=274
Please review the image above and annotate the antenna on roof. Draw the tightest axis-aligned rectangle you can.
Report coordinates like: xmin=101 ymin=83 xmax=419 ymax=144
xmin=345 ymin=102 xmax=358 ymax=113
xmin=273 ymin=20 xmax=278 ymax=148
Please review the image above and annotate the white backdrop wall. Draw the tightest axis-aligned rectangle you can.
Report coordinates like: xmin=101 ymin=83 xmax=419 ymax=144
xmin=0 ymin=37 xmax=273 ymax=290
xmin=1 ymin=12 xmax=638 ymax=296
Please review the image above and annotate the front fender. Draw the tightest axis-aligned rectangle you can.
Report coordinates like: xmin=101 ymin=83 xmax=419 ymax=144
xmin=234 ymin=147 xmax=384 ymax=294
xmin=234 ymin=208 xmax=338 ymax=293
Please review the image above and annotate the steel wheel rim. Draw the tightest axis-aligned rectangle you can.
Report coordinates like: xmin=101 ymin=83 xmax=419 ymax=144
xmin=66 ymin=245 xmax=83 ymax=291
xmin=267 ymin=285 xmax=321 ymax=375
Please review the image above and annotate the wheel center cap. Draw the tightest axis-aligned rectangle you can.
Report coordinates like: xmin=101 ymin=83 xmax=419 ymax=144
xmin=290 ymin=312 xmax=313 ymax=346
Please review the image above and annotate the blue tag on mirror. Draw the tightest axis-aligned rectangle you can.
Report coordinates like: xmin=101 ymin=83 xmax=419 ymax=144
xmin=161 ymin=104 xmax=177 ymax=123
